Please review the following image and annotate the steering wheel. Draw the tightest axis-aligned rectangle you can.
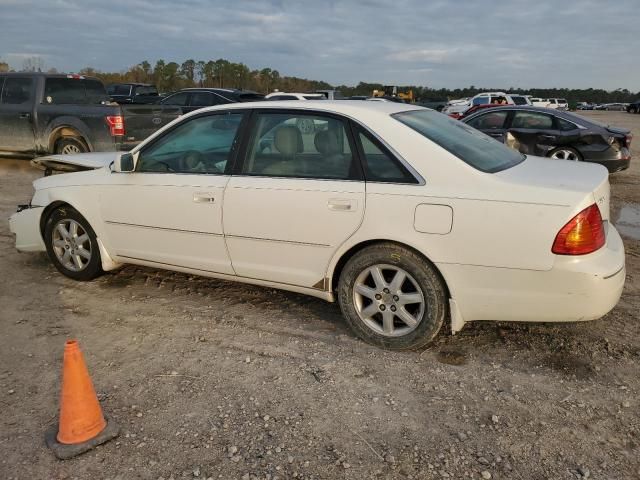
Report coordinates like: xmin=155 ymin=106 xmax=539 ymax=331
xmin=180 ymin=150 xmax=221 ymax=173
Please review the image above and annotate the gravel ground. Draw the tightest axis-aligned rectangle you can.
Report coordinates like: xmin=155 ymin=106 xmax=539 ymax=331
xmin=0 ymin=111 xmax=638 ymax=480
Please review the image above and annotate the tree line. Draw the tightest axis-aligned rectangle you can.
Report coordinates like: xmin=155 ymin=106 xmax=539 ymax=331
xmin=1 ymin=56 xmax=638 ymax=104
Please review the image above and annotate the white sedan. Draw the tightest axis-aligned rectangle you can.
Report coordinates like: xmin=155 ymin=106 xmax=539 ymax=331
xmin=9 ymin=101 xmax=625 ymax=350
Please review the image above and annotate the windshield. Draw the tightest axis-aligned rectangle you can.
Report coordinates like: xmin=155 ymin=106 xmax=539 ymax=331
xmin=392 ymin=109 xmax=525 ymax=173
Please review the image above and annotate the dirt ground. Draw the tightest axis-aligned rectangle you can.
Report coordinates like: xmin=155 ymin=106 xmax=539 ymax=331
xmin=0 ymin=111 xmax=638 ymax=480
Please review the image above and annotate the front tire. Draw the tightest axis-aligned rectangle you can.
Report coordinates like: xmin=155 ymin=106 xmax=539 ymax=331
xmin=337 ymin=243 xmax=448 ymax=350
xmin=44 ymin=206 xmax=103 ymax=281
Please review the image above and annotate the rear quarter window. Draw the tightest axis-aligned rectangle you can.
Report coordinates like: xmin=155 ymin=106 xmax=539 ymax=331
xmin=393 ymin=109 xmax=524 ymax=173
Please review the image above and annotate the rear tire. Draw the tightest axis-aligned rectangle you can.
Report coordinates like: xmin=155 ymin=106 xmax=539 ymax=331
xmin=55 ymin=137 xmax=88 ymax=155
xmin=548 ymin=147 xmax=582 ymax=162
xmin=44 ymin=206 xmax=103 ymax=281
xmin=337 ymin=243 xmax=448 ymax=350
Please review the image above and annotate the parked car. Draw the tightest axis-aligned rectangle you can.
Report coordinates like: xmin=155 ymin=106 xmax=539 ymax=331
xmin=444 ymin=92 xmax=515 ymax=118
xmin=264 ymin=92 xmax=326 ymax=101
xmin=542 ymin=98 xmax=568 ymax=110
xmin=509 ymin=94 xmax=532 ymax=106
xmin=529 ymin=98 xmax=550 ymax=107
xmin=602 ymin=103 xmax=628 ymax=111
xmin=160 ymin=88 xmax=264 ymax=114
xmin=462 ymin=106 xmax=632 ymax=172
xmin=627 ymin=100 xmax=640 ymax=113
xmin=576 ymin=102 xmax=594 ymax=110
xmin=0 ymin=73 xmax=182 ymax=156
xmin=10 ymin=101 xmax=625 ymax=351
xmin=107 ymin=83 xmax=160 ymax=104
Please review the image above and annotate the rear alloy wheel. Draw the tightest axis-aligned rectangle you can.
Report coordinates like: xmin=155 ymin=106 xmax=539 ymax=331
xmin=55 ymin=137 xmax=88 ymax=155
xmin=548 ymin=147 xmax=581 ymax=162
xmin=44 ymin=206 xmax=103 ymax=281
xmin=338 ymin=243 xmax=447 ymax=350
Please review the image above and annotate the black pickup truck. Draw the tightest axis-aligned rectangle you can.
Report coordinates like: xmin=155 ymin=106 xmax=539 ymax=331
xmin=0 ymin=73 xmax=182 ymax=156
xmin=107 ymin=83 xmax=161 ymax=104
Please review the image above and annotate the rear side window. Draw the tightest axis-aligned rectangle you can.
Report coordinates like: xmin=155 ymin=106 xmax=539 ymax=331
xmin=557 ymin=118 xmax=577 ymax=131
xmin=393 ymin=109 xmax=524 ymax=173
xmin=511 ymin=96 xmax=528 ymax=105
xmin=242 ymin=112 xmax=357 ymax=180
xmin=1 ymin=77 xmax=33 ymax=105
xmin=511 ymin=111 xmax=554 ymax=129
xmin=44 ymin=78 xmax=108 ymax=104
xmin=190 ymin=92 xmax=226 ymax=106
xmin=356 ymin=129 xmax=417 ymax=183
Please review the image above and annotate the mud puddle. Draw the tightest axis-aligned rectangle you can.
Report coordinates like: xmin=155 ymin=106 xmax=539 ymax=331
xmin=614 ymin=202 xmax=640 ymax=240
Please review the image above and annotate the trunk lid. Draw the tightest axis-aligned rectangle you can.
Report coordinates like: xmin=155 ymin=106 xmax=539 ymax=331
xmin=494 ymin=156 xmax=610 ymax=220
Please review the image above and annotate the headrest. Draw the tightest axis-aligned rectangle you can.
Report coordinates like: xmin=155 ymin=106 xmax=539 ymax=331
xmin=274 ymin=126 xmax=303 ymax=156
xmin=314 ymin=130 xmax=342 ymax=156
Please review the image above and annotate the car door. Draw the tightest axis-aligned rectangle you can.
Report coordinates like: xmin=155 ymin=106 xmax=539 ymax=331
xmin=99 ymin=111 xmax=247 ymax=274
xmin=223 ymin=109 xmax=365 ymax=288
xmin=464 ymin=110 xmax=510 ymax=142
xmin=505 ymin=110 xmax=557 ymax=155
xmin=0 ymin=76 xmax=36 ymax=153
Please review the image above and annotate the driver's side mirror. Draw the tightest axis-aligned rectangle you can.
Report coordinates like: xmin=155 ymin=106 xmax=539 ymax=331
xmin=114 ymin=152 xmax=137 ymax=172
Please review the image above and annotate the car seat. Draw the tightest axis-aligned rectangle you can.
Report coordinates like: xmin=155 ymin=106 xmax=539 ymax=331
xmin=261 ymin=125 xmax=303 ymax=176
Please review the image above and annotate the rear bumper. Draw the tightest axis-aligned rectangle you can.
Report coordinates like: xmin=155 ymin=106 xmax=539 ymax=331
xmin=589 ymin=158 xmax=630 ymax=173
xmin=9 ymin=206 xmax=46 ymax=252
xmin=440 ymin=224 xmax=625 ymax=325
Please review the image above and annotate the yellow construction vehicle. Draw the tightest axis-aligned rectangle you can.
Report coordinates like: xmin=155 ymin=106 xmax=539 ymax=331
xmin=372 ymin=86 xmax=414 ymax=102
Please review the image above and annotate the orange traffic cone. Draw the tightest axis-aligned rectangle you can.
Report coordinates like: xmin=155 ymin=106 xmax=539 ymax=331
xmin=45 ymin=340 xmax=119 ymax=459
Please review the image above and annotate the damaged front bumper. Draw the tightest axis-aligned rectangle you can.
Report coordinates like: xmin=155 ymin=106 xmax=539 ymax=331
xmin=9 ymin=205 xmax=46 ymax=252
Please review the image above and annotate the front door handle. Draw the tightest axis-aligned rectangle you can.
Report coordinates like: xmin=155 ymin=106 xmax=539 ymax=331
xmin=193 ymin=192 xmax=215 ymax=203
xmin=540 ymin=134 xmax=556 ymax=141
xmin=19 ymin=113 xmax=31 ymax=120
xmin=328 ymin=199 xmax=355 ymax=211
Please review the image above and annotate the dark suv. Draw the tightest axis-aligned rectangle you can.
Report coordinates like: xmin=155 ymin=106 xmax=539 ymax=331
xmin=159 ymin=88 xmax=264 ymax=113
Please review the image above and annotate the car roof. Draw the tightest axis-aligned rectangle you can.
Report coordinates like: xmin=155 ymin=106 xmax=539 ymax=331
xmin=179 ymin=99 xmax=426 ymax=119
xmin=179 ymin=87 xmax=240 ymax=93
xmin=461 ymin=105 xmax=604 ymax=128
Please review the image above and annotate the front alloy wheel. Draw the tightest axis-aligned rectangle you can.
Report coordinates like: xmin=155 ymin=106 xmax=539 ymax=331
xmin=44 ymin=206 xmax=103 ymax=281
xmin=51 ymin=219 xmax=92 ymax=272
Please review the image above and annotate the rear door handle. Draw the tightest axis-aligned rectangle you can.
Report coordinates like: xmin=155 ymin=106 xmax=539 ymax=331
xmin=328 ymin=199 xmax=356 ymax=211
xmin=19 ymin=113 xmax=31 ymax=119
xmin=193 ymin=192 xmax=215 ymax=203
xmin=540 ymin=134 xmax=556 ymax=141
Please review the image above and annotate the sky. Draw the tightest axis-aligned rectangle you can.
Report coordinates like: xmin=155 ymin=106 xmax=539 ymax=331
xmin=0 ymin=0 xmax=638 ymax=90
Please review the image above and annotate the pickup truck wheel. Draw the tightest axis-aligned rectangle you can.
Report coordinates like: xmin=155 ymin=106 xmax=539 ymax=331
xmin=337 ymin=243 xmax=448 ymax=351
xmin=44 ymin=206 xmax=103 ymax=281
xmin=55 ymin=137 xmax=88 ymax=155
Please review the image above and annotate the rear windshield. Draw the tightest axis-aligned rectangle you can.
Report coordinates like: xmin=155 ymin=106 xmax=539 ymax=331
xmin=45 ymin=78 xmax=109 ymax=104
xmin=393 ymin=109 xmax=525 ymax=173
xmin=136 ymin=86 xmax=158 ymax=96
xmin=108 ymin=84 xmax=132 ymax=95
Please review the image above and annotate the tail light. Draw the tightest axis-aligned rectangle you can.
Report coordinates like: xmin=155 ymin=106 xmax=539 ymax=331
xmin=552 ymin=204 xmax=605 ymax=255
xmin=105 ymin=115 xmax=125 ymax=136
xmin=625 ymin=134 xmax=633 ymax=148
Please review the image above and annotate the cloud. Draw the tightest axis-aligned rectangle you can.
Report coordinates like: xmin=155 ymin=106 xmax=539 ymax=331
xmin=386 ymin=49 xmax=451 ymax=63
xmin=0 ymin=0 xmax=638 ymax=89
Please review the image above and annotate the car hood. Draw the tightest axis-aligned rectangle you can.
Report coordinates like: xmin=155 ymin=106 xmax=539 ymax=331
xmin=31 ymin=152 xmax=119 ymax=173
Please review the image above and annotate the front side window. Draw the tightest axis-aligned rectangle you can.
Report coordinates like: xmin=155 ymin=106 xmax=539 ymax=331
xmin=466 ymin=111 xmax=509 ymax=130
xmin=137 ymin=113 xmax=244 ymax=174
xmin=241 ymin=112 xmax=357 ymax=180
xmin=162 ymin=92 xmax=189 ymax=106
xmin=393 ymin=109 xmax=524 ymax=173
xmin=511 ymin=111 xmax=554 ymax=129
xmin=1 ymin=77 xmax=33 ymax=105
xmin=357 ymin=129 xmax=417 ymax=183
